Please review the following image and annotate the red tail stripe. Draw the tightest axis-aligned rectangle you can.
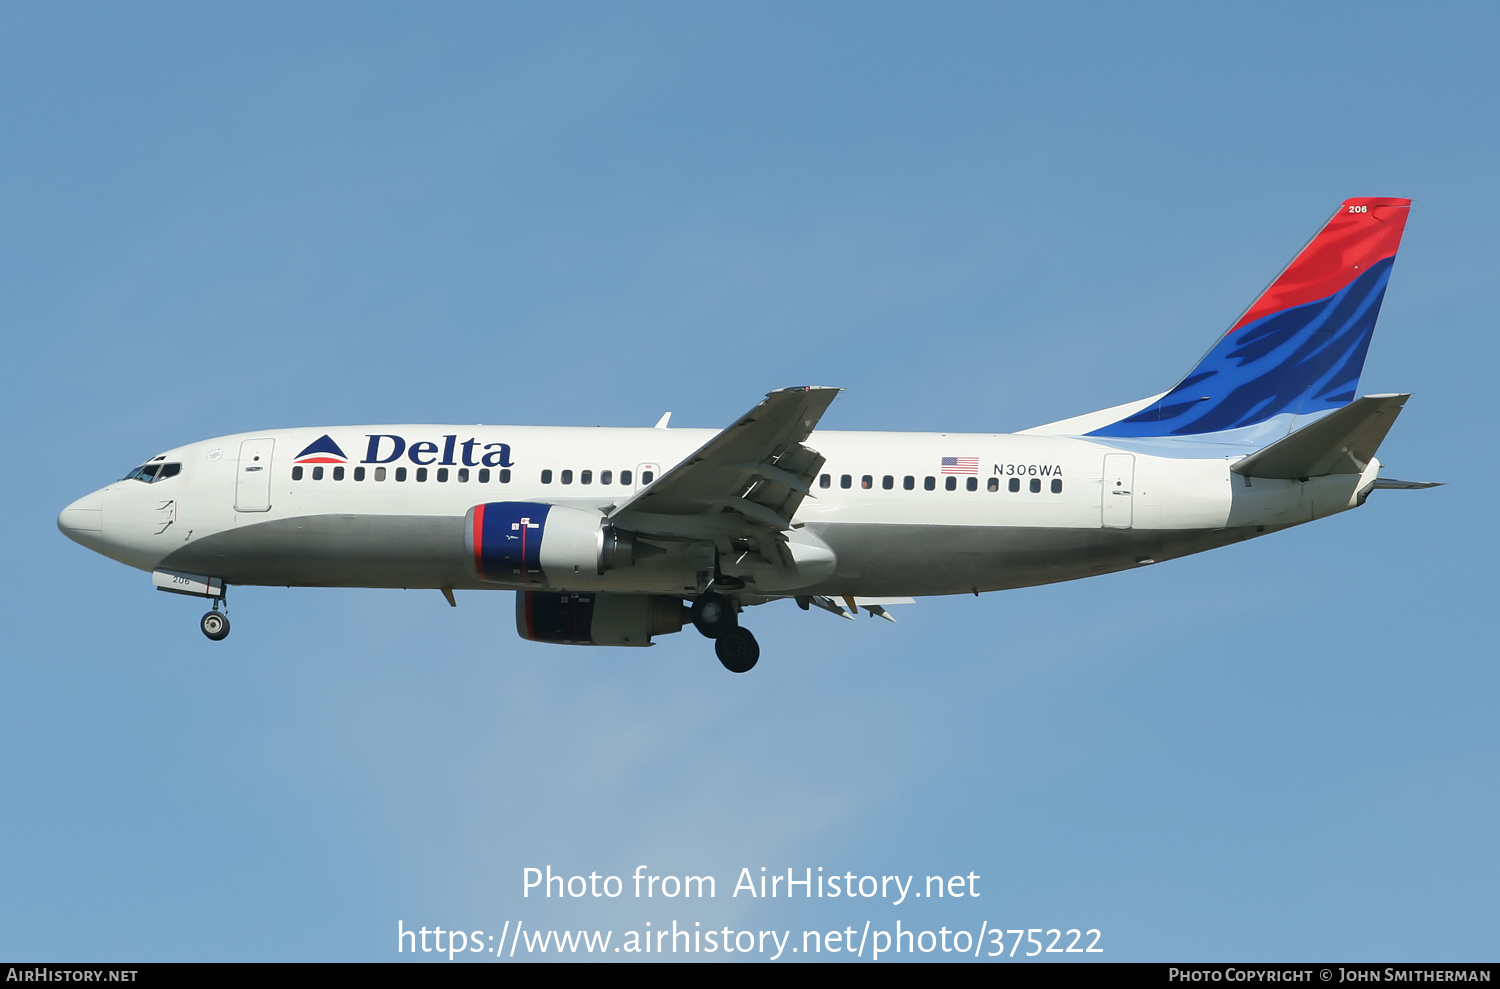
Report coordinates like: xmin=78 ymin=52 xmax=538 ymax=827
xmin=1229 ymin=197 xmax=1411 ymax=333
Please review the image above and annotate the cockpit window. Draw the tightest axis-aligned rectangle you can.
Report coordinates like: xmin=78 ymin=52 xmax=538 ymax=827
xmin=121 ymin=462 xmax=181 ymax=483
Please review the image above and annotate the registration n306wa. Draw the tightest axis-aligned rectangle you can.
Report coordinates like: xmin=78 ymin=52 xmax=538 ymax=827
xmin=58 ymin=198 xmax=1435 ymax=672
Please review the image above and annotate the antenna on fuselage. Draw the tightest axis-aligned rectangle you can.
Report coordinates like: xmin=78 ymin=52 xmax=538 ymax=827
xmin=654 ymin=412 xmax=672 ymax=429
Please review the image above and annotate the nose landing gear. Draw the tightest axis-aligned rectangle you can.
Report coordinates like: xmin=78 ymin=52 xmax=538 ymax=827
xmin=692 ymin=593 xmax=759 ymax=673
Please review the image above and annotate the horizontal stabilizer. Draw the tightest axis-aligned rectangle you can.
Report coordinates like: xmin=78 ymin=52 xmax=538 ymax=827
xmin=1371 ymin=477 xmax=1442 ymax=490
xmin=1231 ymin=393 xmax=1409 ymax=479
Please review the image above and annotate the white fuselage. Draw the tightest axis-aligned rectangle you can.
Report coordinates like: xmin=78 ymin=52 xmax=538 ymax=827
xmin=58 ymin=423 xmax=1378 ymax=600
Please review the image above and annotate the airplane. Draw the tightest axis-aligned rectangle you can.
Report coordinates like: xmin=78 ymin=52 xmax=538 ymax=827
xmin=57 ymin=197 xmax=1437 ymax=673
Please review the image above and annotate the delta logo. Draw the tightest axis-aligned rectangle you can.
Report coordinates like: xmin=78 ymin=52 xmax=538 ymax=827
xmin=292 ymin=432 xmax=516 ymax=468
xmin=293 ymin=434 xmax=349 ymax=465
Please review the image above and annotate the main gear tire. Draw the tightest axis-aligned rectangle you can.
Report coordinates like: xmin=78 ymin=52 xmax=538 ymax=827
xmin=691 ymin=594 xmax=737 ymax=639
xmin=714 ymin=627 xmax=759 ymax=673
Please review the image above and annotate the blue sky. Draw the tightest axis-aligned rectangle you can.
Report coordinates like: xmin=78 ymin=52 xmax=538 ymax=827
xmin=3 ymin=1 xmax=1496 ymax=961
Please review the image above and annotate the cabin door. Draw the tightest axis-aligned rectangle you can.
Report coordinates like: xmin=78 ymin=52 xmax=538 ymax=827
xmin=1101 ymin=453 xmax=1135 ymax=529
xmin=235 ymin=438 xmax=275 ymax=512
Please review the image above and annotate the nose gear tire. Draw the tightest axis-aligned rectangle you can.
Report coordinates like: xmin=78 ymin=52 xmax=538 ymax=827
xmin=200 ymin=612 xmax=230 ymax=641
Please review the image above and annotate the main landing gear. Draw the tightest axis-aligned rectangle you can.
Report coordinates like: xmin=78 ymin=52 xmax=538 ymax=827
xmin=692 ymin=592 xmax=759 ymax=673
xmin=200 ymin=597 xmax=230 ymax=641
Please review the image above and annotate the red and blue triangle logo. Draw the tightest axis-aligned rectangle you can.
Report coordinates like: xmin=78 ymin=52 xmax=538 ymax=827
xmin=293 ymin=434 xmax=348 ymax=464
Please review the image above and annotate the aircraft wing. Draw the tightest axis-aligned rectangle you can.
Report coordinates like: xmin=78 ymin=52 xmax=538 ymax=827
xmin=608 ymin=386 xmax=840 ymax=542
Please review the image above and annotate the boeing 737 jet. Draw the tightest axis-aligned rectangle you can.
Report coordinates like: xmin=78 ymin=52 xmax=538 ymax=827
xmin=58 ymin=198 xmax=1435 ymax=672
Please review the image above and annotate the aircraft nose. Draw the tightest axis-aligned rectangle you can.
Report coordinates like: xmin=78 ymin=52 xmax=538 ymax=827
xmin=58 ymin=489 xmax=105 ymax=544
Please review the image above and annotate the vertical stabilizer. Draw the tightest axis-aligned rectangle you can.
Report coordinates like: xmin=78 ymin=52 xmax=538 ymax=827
xmin=1090 ymin=198 xmax=1411 ymax=438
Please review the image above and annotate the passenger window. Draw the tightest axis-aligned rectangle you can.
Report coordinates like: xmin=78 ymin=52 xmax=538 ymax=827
xmin=819 ymin=474 xmax=831 ymax=488
xmin=541 ymin=470 xmax=553 ymax=484
xmin=904 ymin=476 xmax=915 ymax=490
xmin=861 ymin=475 xmax=872 ymax=489
xmin=882 ymin=475 xmax=893 ymax=490
xmin=478 ymin=468 xmax=490 ymax=483
xmin=1008 ymin=477 xmax=1020 ymax=492
xmin=333 ymin=466 xmax=345 ymax=481
xmin=396 ymin=467 xmax=408 ymax=482
xmin=966 ymin=477 xmax=977 ymax=491
xmin=987 ymin=477 xmax=998 ymax=492
xmin=1030 ymin=478 xmax=1041 ymax=493
xmin=924 ymin=476 xmax=935 ymax=491
xmin=416 ymin=467 xmax=428 ymax=482
xmin=944 ymin=476 xmax=956 ymax=491
xmin=620 ymin=470 xmax=632 ymax=485
xmin=375 ymin=467 xmax=387 ymax=481
xmin=354 ymin=467 xmax=366 ymax=481
xmin=292 ymin=466 xmax=304 ymax=481
xmin=581 ymin=470 xmax=592 ymax=485
xmin=643 ymin=471 xmax=654 ymax=484
xmin=601 ymin=470 xmax=612 ymax=485
xmin=436 ymin=468 xmax=448 ymax=482
xmin=561 ymin=470 xmax=573 ymax=484
xmin=313 ymin=466 xmax=324 ymax=480
xmin=458 ymin=468 xmax=469 ymax=482
xmin=840 ymin=474 xmax=852 ymax=489
xmin=500 ymin=468 xmax=512 ymax=483
xmin=1051 ymin=478 xmax=1063 ymax=494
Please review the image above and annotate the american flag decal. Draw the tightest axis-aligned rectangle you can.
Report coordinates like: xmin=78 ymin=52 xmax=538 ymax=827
xmin=941 ymin=457 xmax=979 ymax=475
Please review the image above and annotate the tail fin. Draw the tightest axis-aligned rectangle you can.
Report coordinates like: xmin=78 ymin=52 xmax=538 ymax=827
xmin=1090 ymin=197 xmax=1412 ymax=438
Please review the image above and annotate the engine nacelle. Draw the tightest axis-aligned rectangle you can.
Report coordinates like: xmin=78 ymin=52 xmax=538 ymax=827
xmin=465 ymin=502 xmax=608 ymax=583
xmin=516 ymin=591 xmax=685 ymax=647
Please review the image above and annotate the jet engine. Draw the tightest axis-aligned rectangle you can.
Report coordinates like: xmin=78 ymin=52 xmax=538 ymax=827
xmin=464 ymin=502 xmax=609 ymax=582
xmin=464 ymin=501 xmax=683 ymax=588
xmin=516 ymin=591 xmax=686 ymax=646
